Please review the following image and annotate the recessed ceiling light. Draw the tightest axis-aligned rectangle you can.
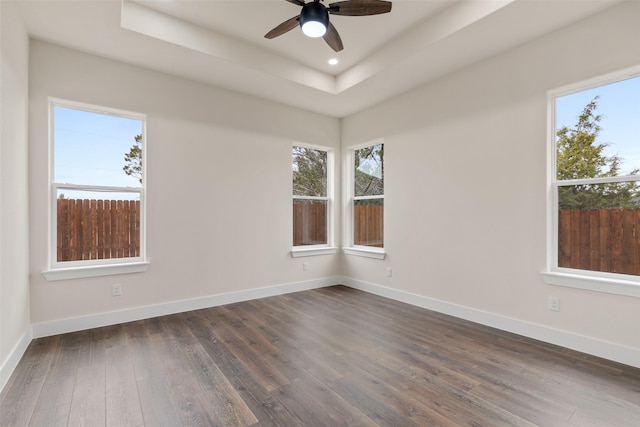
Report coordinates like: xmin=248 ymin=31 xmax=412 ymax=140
xmin=328 ymin=58 xmax=339 ymax=65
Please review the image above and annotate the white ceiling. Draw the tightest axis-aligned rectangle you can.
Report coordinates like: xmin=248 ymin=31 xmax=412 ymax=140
xmin=16 ymin=0 xmax=622 ymax=118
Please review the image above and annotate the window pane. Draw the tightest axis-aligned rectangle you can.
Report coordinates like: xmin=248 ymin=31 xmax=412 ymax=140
xmin=355 ymin=144 xmax=384 ymax=197
xmin=54 ymin=106 xmax=143 ymax=187
xmin=558 ymin=182 xmax=640 ymax=209
xmin=558 ymin=183 xmax=640 ymax=275
xmin=556 ymin=76 xmax=640 ymax=179
xmin=354 ymin=199 xmax=383 ymax=247
xmin=56 ymin=188 xmax=141 ymax=262
xmin=293 ymin=199 xmax=327 ymax=246
xmin=293 ymin=146 xmax=327 ymax=197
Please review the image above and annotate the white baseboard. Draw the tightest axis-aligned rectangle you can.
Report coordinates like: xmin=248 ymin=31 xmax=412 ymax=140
xmin=32 ymin=277 xmax=341 ymax=338
xmin=0 ymin=327 xmax=33 ymax=392
xmin=341 ymin=277 xmax=640 ymax=369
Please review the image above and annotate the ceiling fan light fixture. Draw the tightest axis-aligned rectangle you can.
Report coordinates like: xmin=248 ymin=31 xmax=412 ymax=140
xmin=301 ymin=21 xmax=326 ymax=38
xmin=300 ymin=1 xmax=329 ymax=38
xmin=265 ymin=0 xmax=392 ymax=52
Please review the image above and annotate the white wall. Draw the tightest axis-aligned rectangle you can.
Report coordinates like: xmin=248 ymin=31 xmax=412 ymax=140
xmin=342 ymin=2 xmax=640 ymax=352
xmin=28 ymin=41 xmax=341 ymax=325
xmin=0 ymin=1 xmax=31 ymax=386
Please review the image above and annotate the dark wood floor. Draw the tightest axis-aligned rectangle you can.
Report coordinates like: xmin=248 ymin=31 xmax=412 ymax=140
xmin=1 ymin=286 xmax=639 ymax=426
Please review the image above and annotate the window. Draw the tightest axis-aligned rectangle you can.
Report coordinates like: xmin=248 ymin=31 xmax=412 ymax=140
xmin=44 ymin=99 xmax=148 ymax=280
xmin=543 ymin=69 xmax=640 ymax=297
xmin=291 ymin=145 xmax=335 ymax=257
xmin=345 ymin=142 xmax=384 ymax=258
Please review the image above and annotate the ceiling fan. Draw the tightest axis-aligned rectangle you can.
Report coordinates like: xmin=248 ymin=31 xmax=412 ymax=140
xmin=264 ymin=0 xmax=393 ymax=52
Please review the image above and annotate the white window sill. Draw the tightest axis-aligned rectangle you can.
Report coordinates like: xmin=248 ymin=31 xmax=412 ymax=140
xmin=291 ymin=247 xmax=338 ymax=258
xmin=343 ymin=247 xmax=386 ymax=260
xmin=541 ymin=271 xmax=640 ymax=298
xmin=43 ymin=261 xmax=150 ymax=281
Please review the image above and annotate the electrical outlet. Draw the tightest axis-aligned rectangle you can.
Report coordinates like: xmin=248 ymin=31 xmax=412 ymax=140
xmin=548 ymin=296 xmax=560 ymax=311
xmin=386 ymin=267 xmax=392 ymax=277
xmin=112 ymin=284 xmax=122 ymax=297
xmin=303 ymin=262 xmax=309 ymax=271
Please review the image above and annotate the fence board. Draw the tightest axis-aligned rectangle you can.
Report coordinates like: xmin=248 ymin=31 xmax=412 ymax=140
xmin=611 ymin=210 xmax=623 ymax=274
xmin=292 ymin=202 xmax=327 ymax=246
xmin=96 ymin=200 xmax=104 ymax=259
xmin=588 ymin=209 xmax=600 ymax=271
xmin=72 ymin=200 xmax=81 ymax=261
xmin=291 ymin=202 xmax=383 ymax=247
xmin=82 ymin=199 xmax=90 ymax=260
xmin=57 ymin=199 xmax=140 ymax=262
xmin=558 ymin=208 xmax=640 ymax=276
xmin=104 ymin=200 xmax=112 ymax=260
xmin=114 ymin=200 xmax=120 ymax=258
xmin=558 ymin=209 xmax=571 ymax=268
xmin=354 ymin=205 xmax=383 ymax=248
xmin=622 ymin=209 xmax=634 ymax=275
xmin=599 ymin=209 xmax=611 ymax=273
xmin=90 ymin=199 xmax=98 ymax=260
xmin=133 ymin=200 xmax=140 ymax=257
xmin=579 ymin=210 xmax=590 ymax=269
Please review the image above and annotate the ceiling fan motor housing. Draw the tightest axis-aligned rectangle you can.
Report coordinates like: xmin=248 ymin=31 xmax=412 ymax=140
xmin=300 ymin=1 xmax=330 ymax=37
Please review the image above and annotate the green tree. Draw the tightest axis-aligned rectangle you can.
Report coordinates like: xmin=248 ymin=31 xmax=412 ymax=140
xmin=123 ymin=134 xmax=142 ymax=184
xmin=293 ymin=146 xmax=327 ymax=197
xmin=556 ymin=97 xmax=638 ymax=208
xmin=355 ymin=143 xmax=384 ymax=197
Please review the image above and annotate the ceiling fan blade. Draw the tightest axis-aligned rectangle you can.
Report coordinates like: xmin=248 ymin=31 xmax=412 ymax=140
xmin=323 ymin=22 xmax=344 ymax=52
xmin=285 ymin=0 xmax=306 ymax=6
xmin=328 ymin=0 xmax=392 ymax=16
xmin=264 ymin=15 xmax=300 ymax=39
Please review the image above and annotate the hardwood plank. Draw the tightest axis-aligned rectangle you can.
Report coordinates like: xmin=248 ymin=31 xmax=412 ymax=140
xmin=147 ymin=333 xmax=223 ymax=427
xmin=245 ymin=312 xmax=345 ymax=383
xmin=2 ymin=286 xmax=639 ymax=427
xmin=136 ymin=376 xmax=182 ymax=427
xmin=188 ymin=309 xmax=304 ymax=427
xmin=286 ymin=369 xmax=380 ymax=427
xmin=329 ymin=371 xmax=421 ymax=427
xmin=271 ymin=382 xmax=336 ymax=427
xmin=154 ymin=314 xmax=258 ymax=426
xmin=105 ymin=343 xmax=144 ymax=427
xmin=30 ymin=333 xmax=81 ymax=416
xmin=200 ymin=308 xmax=291 ymax=392
xmin=569 ymin=409 xmax=620 ymax=427
xmin=0 ymin=337 xmax=60 ymax=427
xmin=129 ymin=321 xmax=182 ymax=427
xmin=28 ymin=403 xmax=70 ymax=427
xmin=68 ymin=365 xmax=106 ymax=427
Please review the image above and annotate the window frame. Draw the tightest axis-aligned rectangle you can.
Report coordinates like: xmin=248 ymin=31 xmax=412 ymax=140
xmin=542 ymin=67 xmax=640 ymax=298
xmin=43 ymin=98 xmax=149 ymax=281
xmin=344 ymin=140 xmax=385 ymax=260
xmin=291 ymin=143 xmax=337 ymax=258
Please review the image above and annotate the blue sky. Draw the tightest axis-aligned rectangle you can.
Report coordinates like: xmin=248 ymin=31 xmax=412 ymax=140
xmin=556 ymin=75 xmax=640 ymax=176
xmin=54 ymin=105 xmax=143 ymax=189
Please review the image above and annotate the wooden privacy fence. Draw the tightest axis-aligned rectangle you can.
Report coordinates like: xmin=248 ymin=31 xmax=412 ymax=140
xmin=558 ymin=208 xmax=640 ymax=275
xmin=354 ymin=204 xmax=383 ymax=247
xmin=293 ymin=202 xmax=327 ymax=246
xmin=57 ymin=199 xmax=140 ymax=262
xmin=293 ymin=202 xmax=384 ymax=247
